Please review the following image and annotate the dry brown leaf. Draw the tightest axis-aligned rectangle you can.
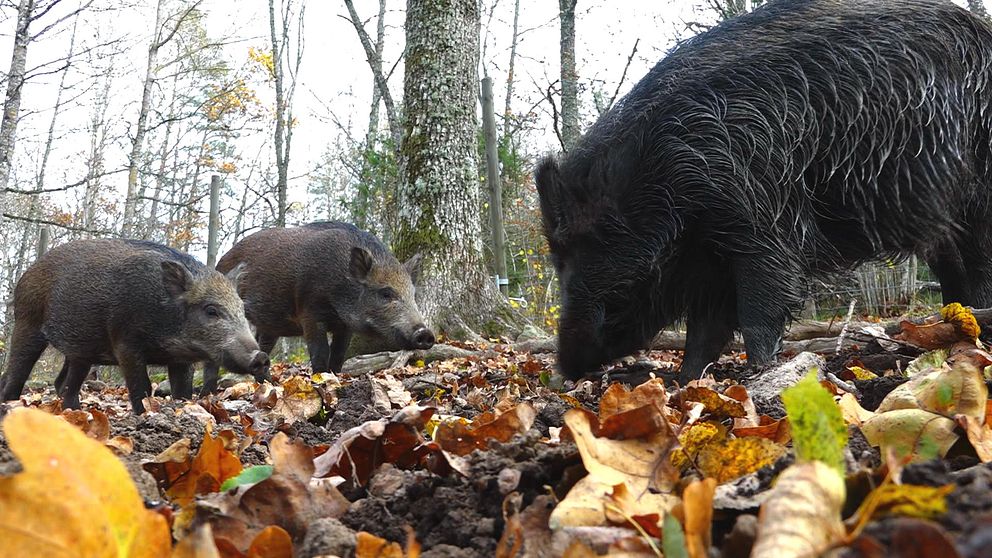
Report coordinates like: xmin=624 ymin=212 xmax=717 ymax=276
xmin=750 ymin=461 xmax=846 ymax=558
xmin=599 ymin=378 xmax=669 ymax=419
xmin=733 ymin=416 xmax=792 ymax=444
xmin=182 ymin=433 xmax=348 ymax=553
xmin=684 ymin=387 xmax=746 ymax=419
xmin=172 ymin=524 xmax=221 ymax=557
xmin=270 ymin=376 xmax=323 ymax=423
xmin=153 ymin=424 xmax=243 ymax=507
xmin=314 ymin=406 xmax=467 ymax=485
xmin=960 ymin=414 xmax=992 ymax=462
xmin=683 ymin=478 xmax=716 ymax=558
xmin=550 ymin=409 xmax=679 ymax=530
xmin=435 ymin=403 xmax=537 ymax=456
xmin=370 ymin=374 xmax=413 ymax=412
xmin=726 ymin=384 xmax=761 ymax=428
xmin=246 ymin=526 xmax=293 ymax=558
xmin=894 ymin=320 xmax=963 ymax=350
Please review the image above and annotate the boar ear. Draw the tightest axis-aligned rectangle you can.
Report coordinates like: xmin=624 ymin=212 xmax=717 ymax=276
xmin=161 ymin=260 xmax=193 ymax=297
xmin=349 ymin=247 xmax=374 ymax=280
xmin=535 ymin=156 xmax=567 ymax=236
xmin=224 ymin=263 xmax=246 ymax=288
xmin=403 ymin=253 xmax=424 ymax=284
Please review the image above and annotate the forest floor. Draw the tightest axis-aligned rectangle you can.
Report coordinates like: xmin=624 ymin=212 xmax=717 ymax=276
xmin=1 ymin=310 xmax=991 ymax=557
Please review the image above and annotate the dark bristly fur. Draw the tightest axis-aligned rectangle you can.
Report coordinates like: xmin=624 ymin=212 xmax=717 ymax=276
xmin=200 ymin=221 xmax=434 ymax=394
xmin=0 ymin=239 xmax=269 ymax=413
xmin=537 ymin=0 xmax=992 ymax=383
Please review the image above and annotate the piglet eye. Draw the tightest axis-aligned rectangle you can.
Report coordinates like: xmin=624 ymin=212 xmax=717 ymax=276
xmin=379 ymin=288 xmax=397 ymax=301
xmin=204 ymin=305 xmax=220 ymax=317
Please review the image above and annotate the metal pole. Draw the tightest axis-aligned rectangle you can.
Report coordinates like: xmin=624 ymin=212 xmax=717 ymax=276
xmin=481 ymin=77 xmax=508 ymax=295
xmin=207 ymin=174 xmax=221 ymax=268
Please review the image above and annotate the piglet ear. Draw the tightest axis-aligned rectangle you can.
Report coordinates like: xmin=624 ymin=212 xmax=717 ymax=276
xmin=403 ymin=253 xmax=424 ymax=284
xmin=161 ymin=260 xmax=193 ymax=298
xmin=349 ymin=247 xmax=374 ymax=280
xmin=535 ymin=156 xmax=567 ymax=238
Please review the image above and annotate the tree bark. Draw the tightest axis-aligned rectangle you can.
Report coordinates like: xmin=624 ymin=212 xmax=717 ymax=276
xmin=397 ymin=0 xmax=520 ymax=338
xmin=558 ymin=0 xmax=579 ymax=151
xmin=502 ymin=0 xmax=520 ymax=136
xmin=268 ymin=0 xmax=302 ymax=227
xmin=0 ymin=0 xmax=36 ymax=223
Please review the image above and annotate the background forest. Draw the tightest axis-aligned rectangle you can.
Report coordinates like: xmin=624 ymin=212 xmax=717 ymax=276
xmin=0 ymin=0 xmax=987 ymax=367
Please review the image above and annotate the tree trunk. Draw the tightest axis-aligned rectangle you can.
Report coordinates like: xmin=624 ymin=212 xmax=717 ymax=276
xmin=558 ymin=0 xmax=579 ymax=151
xmin=502 ymin=0 xmax=520 ymax=136
xmin=397 ymin=0 xmax=520 ymax=338
xmin=269 ymin=0 xmax=288 ymax=226
xmin=123 ymin=0 xmax=167 ymax=237
xmin=0 ymin=0 xmax=35 ymax=220
xmin=351 ymin=0 xmax=390 ymax=230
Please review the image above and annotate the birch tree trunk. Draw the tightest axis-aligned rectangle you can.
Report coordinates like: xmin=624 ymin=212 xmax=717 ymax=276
xmin=0 ymin=0 xmax=36 ymax=223
xmin=968 ymin=0 xmax=988 ymax=18
xmin=558 ymin=0 xmax=579 ymax=151
xmin=396 ymin=0 xmax=520 ymax=338
xmin=122 ymin=0 xmax=166 ymax=237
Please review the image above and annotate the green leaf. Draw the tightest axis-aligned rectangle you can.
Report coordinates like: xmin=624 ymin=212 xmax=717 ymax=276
xmin=662 ymin=513 xmax=689 ymax=558
xmin=219 ymin=465 xmax=273 ymax=492
xmin=782 ymin=369 xmax=848 ymax=474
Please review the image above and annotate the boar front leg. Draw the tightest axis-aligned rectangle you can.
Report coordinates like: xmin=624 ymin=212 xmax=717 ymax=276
xmin=328 ymin=328 xmax=353 ymax=375
xmin=168 ymin=363 xmax=194 ymax=400
xmin=301 ymin=316 xmax=331 ymax=373
xmin=58 ymin=359 xmax=94 ymax=410
xmin=116 ymin=350 xmax=151 ymax=414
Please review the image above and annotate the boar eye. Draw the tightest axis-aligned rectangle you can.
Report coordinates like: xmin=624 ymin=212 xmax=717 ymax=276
xmin=378 ymin=288 xmax=397 ymax=301
xmin=204 ymin=304 xmax=220 ymax=318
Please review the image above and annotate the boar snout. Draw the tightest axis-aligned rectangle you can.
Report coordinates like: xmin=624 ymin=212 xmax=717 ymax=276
xmin=411 ymin=326 xmax=435 ymax=350
xmin=248 ymin=350 xmax=270 ymax=382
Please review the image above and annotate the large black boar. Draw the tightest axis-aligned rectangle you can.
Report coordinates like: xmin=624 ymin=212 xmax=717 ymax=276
xmin=0 ymin=240 xmax=269 ymax=412
xmin=201 ymin=222 xmax=434 ymax=393
xmin=537 ymin=0 xmax=992 ymax=384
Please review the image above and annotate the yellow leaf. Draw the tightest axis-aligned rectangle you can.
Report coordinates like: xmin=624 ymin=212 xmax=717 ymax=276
xmin=0 ymin=408 xmax=171 ymax=558
xmin=862 ymin=484 xmax=954 ymax=521
xmin=671 ymin=421 xmax=725 ymax=472
xmin=682 ymin=478 xmax=716 ymax=558
xmin=751 ymin=461 xmax=846 ymax=558
xmin=696 ymin=436 xmax=785 ymax=484
xmin=847 ymin=366 xmax=878 ymax=380
xmin=941 ymin=302 xmax=981 ymax=340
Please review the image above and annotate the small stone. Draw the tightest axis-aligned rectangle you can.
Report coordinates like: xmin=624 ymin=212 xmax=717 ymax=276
xmin=498 ymin=468 xmax=521 ymax=494
xmin=153 ymin=380 xmax=171 ymax=396
xmin=84 ymin=379 xmax=108 ymax=392
xmin=299 ymin=518 xmax=357 ymax=558
xmin=515 ymin=324 xmax=546 ymax=343
xmin=218 ymin=374 xmax=253 ymax=390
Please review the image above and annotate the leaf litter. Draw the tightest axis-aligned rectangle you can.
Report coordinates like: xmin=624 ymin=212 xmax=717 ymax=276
xmin=1 ymin=306 xmax=992 ymax=556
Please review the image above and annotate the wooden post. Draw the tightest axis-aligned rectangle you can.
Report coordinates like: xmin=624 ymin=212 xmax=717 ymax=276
xmin=35 ymin=226 xmax=49 ymax=258
xmin=481 ymin=76 xmax=508 ymax=295
xmin=207 ymin=174 xmax=220 ymax=268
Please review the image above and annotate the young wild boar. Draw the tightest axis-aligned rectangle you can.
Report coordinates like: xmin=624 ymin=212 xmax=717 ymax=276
xmin=201 ymin=222 xmax=434 ymax=393
xmin=537 ymin=0 xmax=992 ymax=384
xmin=0 ymin=240 xmax=269 ymax=413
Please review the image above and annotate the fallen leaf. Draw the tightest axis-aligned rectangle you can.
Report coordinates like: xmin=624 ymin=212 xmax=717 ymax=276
xmin=839 ymin=393 xmax=876 ymax=427
xmin=733 ymin=415 xmax=791 ymax=444
xmin=370 ymin=374 xmax=413 ymax=413
xmin=894 ymin=321 xmax=962 ymax=350
xmin=695 ymin=437 xmax=785 ymax=484
xmin=0 ymin=408 xmax=171 ymax=557
xmin=860 ymin=409 xmax=958 ymax=463
xmin=435 ymin=403 xmax=537 ymax=456
xmin=887 ymin=518 xmax=962 ymax=558
xmin=725 ymin=384 xmax=760 ymax=428
xmin=684 ymin=387 xmax=746 ymax=419
xmin=662 ymin=514 xmax=689 ymax=558
xmin=750 ymin=461 xmax=845 ymax=558
xmin=162 ymin=424 xmax=244 ymax=507
xmin=599 ymin=378 xmax=669 ymax=419
xmin=857 ymin=484 xmax=954 ymax=522
xmin=960 ymin=414 xmax=992 ymax=462
xmin=270 ymin=376 xmax=323 ymax=423
xmin=219 ymin=465 xmax=274 ymax=492
xmin=183 ymin=433 xmax=348 ymax=553
xmin=172 ymin=524 xmax=221 ymax=557
xmin=246 ymin=526 xmax=293 ymax=558
xmin=682 ymin=478 xmax=716 ymax=558
xmin=904 ymin=350 xmax=949 ymax=378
